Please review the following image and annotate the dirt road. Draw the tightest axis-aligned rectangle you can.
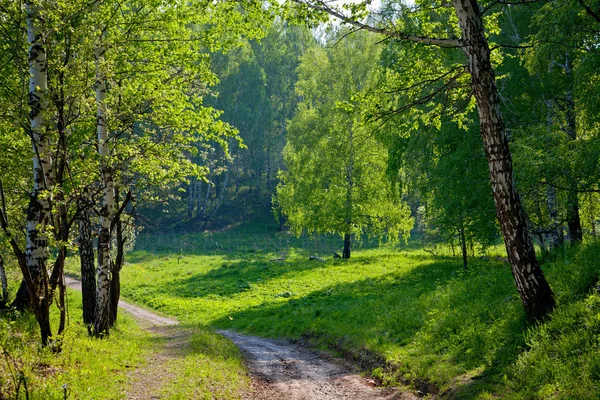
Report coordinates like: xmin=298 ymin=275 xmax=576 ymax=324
xmin=219 ymin=330 xmax=411 ymax=400
xmin=65 ymin=277 xmax=412 ymax=399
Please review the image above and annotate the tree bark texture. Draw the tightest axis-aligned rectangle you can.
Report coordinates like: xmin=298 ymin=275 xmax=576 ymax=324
xmin=452 ymin=0 xmax=555 ymax=322
xmin=94 ymin=30 xmax=113 ymax=337
xmin=79 ymin=203 xmax=96 ymax=329
xmin=25 ymin=0 xmax=53 ymax=345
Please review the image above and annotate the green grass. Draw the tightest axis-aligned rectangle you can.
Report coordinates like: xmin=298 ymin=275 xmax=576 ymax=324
xmin=0 ymin=287 xmax=250 ymax=399
xmin=118 ymin=227 xmax=600 ymax=399
xmin=154 ymin=326 xmax=250 ymax=400
xmin=1 ymin=289 xmax=151 ymax=399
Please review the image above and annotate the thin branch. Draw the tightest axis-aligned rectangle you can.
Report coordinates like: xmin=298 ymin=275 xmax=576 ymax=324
xmin=110 ymin=190 xmax=132 ymax=232
xmin=292 ymin=0 xmax=462 ymax=47
xmin=577 ymin=0 xmax=600 ymax=25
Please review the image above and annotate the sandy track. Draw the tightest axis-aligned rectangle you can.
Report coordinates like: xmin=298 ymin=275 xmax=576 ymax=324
xmin=64 ymin=276 xmax=178 ymax=326
xmin=219 ymin=330 xmax=413 ymax=400
xmin=65 ymin=276 xmax=412 ymax=399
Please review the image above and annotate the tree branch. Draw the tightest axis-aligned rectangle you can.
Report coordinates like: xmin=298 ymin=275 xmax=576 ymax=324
xmin=292 ymin=0 xmax=462 ymax=47
xmin=577 ymin=0 xmax=600 ymax=25
xmin=110 ymin=190 xmax=132 ymax=232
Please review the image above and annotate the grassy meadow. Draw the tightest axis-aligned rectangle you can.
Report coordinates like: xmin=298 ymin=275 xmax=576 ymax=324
xmin=1 ymin=290 xmax=151 ymax=399
xmin=3 ymin=220 xmax=599 ymax=399
xmin=116 ymin=224 xmax=600 ymax=399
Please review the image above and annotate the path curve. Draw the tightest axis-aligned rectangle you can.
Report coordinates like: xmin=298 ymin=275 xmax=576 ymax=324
xmin=64 ymin=276 xmax=178 ymax=326
xmin=65 ymin=276 xmax=413 ymax=399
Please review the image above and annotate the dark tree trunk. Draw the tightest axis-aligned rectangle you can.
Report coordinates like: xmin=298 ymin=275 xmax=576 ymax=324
xmin=453 ymin=0 xmax=555 ymax=322
xmin=0 ymin=255 xmax=8 ymax=308
xmin=79 ymin=203 xmax=96 ymax=330
xmin=10 ymin=280 xmax=29 ymax=310
xmin=342 ymin=233 xmax=351 ymax=259
xmin=109 ymin=266 xmax=120 ymax=326
xmin=109 ymin=195 xmax=125 ymax=326
xmin=564 ymin=56 xmax=583 ymax=244
xmin=460 ymin=224 xmax=468 ymax=271
xmin=54 ymin=247 xmax=67 ymax=335
xmin=567 ymin=191 xmax=582 ymax=243
xmin=533 ymin=197 xmax=548 ymax=255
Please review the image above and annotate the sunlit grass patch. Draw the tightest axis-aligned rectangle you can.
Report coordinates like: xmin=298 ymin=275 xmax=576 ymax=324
xmin=121 ymin=230 xmax=600 ymax=399
xmin=1 ymin=289 xmax=151 ymax=399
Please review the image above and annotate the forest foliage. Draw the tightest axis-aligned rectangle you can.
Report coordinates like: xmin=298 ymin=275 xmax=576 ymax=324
xmin=1 ymin=0 xmax=600 ymax=398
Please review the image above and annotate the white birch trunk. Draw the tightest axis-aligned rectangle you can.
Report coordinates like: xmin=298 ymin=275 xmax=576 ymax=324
xmin=452 ymin=0 xmax=555 ymax=321
xmin=94 ymin=22 xmax=114 ymax=336
xmin=26 ymin=0 xmax=53 ymax=345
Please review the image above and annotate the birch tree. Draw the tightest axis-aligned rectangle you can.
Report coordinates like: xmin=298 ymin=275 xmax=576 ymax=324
xmin=288 ymin=0 xmax=555 ymax=321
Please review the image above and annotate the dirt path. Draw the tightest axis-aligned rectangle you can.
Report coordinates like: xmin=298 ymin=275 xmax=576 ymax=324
xmin=219 ymin=330 xmax=415 ymax=400
xmin=65 ymin=277 xmax=413 ymax=400
xmin=65 ymin=276 xmax=185 ymax=399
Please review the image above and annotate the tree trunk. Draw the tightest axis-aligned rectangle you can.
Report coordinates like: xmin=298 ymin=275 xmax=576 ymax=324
xmin=452 ymin=0 xmax=555 ymax=322
xmin=94 ymin=24 xmax=113 ymax=337
xmin=54 ymin=246 xmax=67 ymax=335
xmin=564 ymin=55 xmax=583 ymax=244
xmin=460 ymin=223 xmax=468 ymax=271
xmin=587 ymin=192 xmax=597 ymax=237
xmin=533 ymin=196 xmax=548 ymax=255
xmin=343 ymin=125 xmax=354 ymax=260
xmin=109 ymin=191 xmax=126 ymax=326
xmin=79 ymin=202 xmax=96 ymax=331
xmin=0 ymin=255 xmax=8 ymax=308
xmin=187 ymin=176 xmax=195 ymax=219
xmin=567 ymin=190 xmax=582 ymax=243
xmin=25 ymin=0 xmax=53 ymax=346
xmin=546 ymin=183 xmax=563 ymax=249
xmin=109 ymin=265 xmax=120 ymax=326
xmin=342 ymin=233 xmax=351 ymax=259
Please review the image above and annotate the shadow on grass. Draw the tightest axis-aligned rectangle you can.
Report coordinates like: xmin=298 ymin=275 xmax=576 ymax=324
xmin=207 ymin=257 xmax=527 ymax=397
xmin=145 ymin=323 xmax=243 ymax=361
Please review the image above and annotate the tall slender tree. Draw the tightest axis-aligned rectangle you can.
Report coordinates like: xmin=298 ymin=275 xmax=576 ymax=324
xmin=290 ymin=0 xmax=555 ymax=321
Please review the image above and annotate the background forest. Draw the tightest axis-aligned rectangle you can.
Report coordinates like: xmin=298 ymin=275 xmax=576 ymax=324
xmin=1 ymin=0 xmax=600 ymax=399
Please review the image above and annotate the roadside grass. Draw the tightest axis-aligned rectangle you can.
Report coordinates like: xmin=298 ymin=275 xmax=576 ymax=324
xmin=153 ymin=325 xmax=250 ymax=400
xmin=1 ymin=288 xmax=251 ymax=399
xmin=0 ymin=289 xmax=151 ymax=399
xmin=120 ymin=227 xmax=600 ymax=399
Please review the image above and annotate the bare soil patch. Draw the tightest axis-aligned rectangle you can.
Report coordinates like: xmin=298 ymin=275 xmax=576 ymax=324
xmin=219 ymin=330 xmax=416 ymax=400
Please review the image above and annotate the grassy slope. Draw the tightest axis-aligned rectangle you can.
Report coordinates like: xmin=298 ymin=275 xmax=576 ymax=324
xmin=122 ymin=226 xmax=600 ymax=399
